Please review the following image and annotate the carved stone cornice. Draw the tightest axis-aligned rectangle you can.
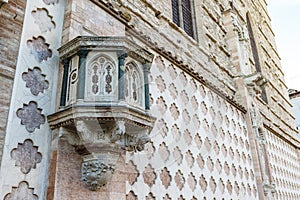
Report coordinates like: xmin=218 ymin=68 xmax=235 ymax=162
xmin=48 ymin=103 xmax=155 ymax=130
xmin=58 ymin=36 xmax=154 ymax=64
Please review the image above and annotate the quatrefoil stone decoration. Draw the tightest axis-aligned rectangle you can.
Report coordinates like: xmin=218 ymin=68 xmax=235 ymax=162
xmin=11 ymin=139 xmax=42 ymax=174
xmin=4 ymin=181 xmax=38 ymax=200
xmin=22 ymin=67 xmax=49 ymax=96
xmin=27 ymin=36 xmax=52 ymax=63
xmin=16 ymin=101 xmax=45 ymax=133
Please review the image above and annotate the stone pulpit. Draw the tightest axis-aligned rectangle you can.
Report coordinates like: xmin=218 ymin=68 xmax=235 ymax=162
xmin=47 ymin=36 xmax=155 ymax=191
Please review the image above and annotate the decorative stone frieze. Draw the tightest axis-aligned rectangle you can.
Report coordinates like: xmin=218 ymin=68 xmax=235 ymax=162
xmin=48 ymin=36 xmax=155 ymax=191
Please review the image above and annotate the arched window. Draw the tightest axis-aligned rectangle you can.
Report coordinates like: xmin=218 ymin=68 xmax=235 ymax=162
xmin=86 ymin=55 xmax=117 ymax=98
xmin=172 ymin=0 xmax=194 ymax=38
xmin=124 ymin=62 xmax=144 ymax=107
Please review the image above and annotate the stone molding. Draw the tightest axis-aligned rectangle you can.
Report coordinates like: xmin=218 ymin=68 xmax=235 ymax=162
xmin=58 ymin=36 xmax=154 ymax=64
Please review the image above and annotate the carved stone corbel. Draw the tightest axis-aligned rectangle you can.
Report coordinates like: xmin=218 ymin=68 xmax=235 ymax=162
xmin=244 ymin=72 xmax=267 ymax=97
xmin=53 ymin=118 xmax=152 ymax=190
xmin=81 ymin=154 xmax=117 ymax=191
xmin=110 ymin=120 xmax=126 ymax=143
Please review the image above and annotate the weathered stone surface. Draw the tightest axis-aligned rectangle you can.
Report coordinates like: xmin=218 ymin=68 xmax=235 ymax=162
xmin=126 ymin=191 xmax=137 ymax=200
xmin=0 ymin=0 xmax=26 ymax=168
xmin=4 ymin=182 xmax=38 ymax=200
xmin=174 ymin=170 xmax=185 ymax=190
xmin=81 ymin=159 xmax=115 ymax=191
xmin=31 ymin=8 xmax=55 ymax=32
xmin=27 ymin=36 xmax=52 ymax=63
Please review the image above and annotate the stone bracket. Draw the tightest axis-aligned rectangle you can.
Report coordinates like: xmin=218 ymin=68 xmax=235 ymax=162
xmin=244 ymin=72 xmax=268 ymax=97
xmin=48 ymin=106 xmax=155 ymax=190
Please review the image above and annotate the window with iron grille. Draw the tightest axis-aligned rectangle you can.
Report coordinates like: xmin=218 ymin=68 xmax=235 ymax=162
xmin=172 ymin=0 xmax=195 ymax=38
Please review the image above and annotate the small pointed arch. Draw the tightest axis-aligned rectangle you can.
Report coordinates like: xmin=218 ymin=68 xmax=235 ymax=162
xmin=86 ymin=54 xmax=117 ymax=96
xmin=124 ymin=61 xmax=145 ymax=107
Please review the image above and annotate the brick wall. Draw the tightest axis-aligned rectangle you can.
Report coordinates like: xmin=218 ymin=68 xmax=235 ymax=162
xmin=0 ymin=0 xmax=26 ymax=165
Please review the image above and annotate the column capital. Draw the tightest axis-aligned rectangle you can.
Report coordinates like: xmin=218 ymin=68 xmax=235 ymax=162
xmin=143 ymin=62 xmax=151 ymax=72
xmin=62 ymin=57 xmax=70 ymax=66
xmin=117 ymin=50 xmax=128 ymax=58
xmin=77 ymin=49 xmax=89 ymax=58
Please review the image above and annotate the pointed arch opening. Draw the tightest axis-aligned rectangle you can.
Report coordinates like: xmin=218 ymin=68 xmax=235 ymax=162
xmin=124 ymin=61 xmax=145 ymax=108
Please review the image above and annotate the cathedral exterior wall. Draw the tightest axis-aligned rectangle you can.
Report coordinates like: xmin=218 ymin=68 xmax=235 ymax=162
xmin=0 ymin=0 xmax=300 ymax=199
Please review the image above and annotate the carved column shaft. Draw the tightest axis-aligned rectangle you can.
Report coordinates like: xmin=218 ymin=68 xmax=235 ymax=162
xmin=143 ymin=62 xmax=150 ymax=110
xmin=118 ymin=52 xmax=127 ymax=100
xmin=77 ymin=49 xmax=89 ymax=100
xmin=60 ymin=58 xmax=70 ymax=107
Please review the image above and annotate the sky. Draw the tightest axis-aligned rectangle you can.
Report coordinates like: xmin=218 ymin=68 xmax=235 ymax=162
xmin=268 ymin=0 xmax=300 ymax=90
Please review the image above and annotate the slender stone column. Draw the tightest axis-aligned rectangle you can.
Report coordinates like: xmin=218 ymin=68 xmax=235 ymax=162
xmin=118 ymin=52 xmax=127 ymax=100
xmin=143 ymin=62 xmax=151 ymax=110
xmin=77 ymin=49 xmax=89 ymax=100
xmin=60 ymin=58 xmax=70 ymax=107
